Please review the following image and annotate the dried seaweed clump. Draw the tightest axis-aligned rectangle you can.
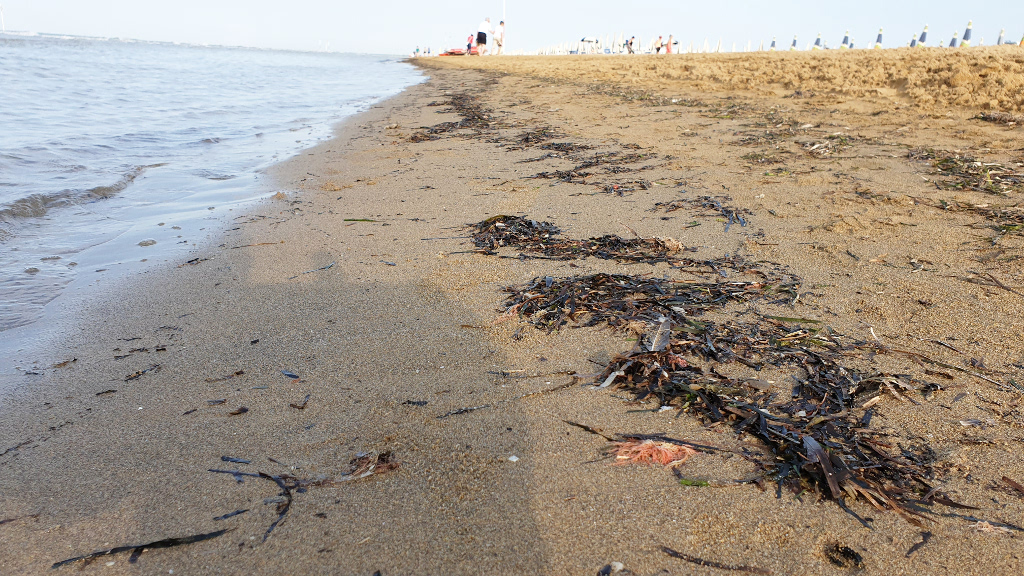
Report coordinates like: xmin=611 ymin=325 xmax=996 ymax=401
xmin=975 ymin=111 xmax=1022 ymax=126
xmin=912 ymin=149 xmax=1024 ymax=196
xmin=595 ymin=311 xmax=953 ymax=523
xmin=410 ymin=92 xmax=494 ymax=140
xmin=503 ymin=268 xmax=963 ymax=522
xmin=654 ymin=195 xmax=753 ymax=227
xmin=935 ymin=199 xmax=1024 ymax=235
xmin=470 ymin=215 xmax=691 ymax=265
xmin=501 ymin=273 xmax=779 ymax=333
xmin=802 ymin=134 xmax=854 ymax=158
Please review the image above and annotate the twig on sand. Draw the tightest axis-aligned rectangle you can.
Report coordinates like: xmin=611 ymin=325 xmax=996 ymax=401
xmin=661 ymin=546 xmax=771 ymax=574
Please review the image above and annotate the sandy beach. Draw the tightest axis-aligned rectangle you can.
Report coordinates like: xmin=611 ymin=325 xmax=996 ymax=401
xmin=2 ymin=49 xmax=1024 ymax=574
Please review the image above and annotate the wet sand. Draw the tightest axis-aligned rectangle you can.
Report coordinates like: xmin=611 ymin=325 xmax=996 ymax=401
xmin=2 ymin=51 xmax=1023 ymax=574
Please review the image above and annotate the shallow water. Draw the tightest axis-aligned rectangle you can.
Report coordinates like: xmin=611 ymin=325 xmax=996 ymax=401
xmin=0 ymin=34 xmax=423 ymax=332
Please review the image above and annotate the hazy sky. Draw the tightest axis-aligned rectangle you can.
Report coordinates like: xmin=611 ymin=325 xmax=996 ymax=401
xmin=2 ymin=1 xmax=1022 ymax=54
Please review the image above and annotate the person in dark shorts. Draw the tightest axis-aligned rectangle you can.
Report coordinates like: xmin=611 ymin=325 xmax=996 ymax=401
xmin=477 ymin=17 xmax=491 ymax=55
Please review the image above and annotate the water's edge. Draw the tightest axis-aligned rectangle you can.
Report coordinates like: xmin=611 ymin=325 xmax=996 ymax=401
xmin=0 ymin=77 xmax=429 ymax=398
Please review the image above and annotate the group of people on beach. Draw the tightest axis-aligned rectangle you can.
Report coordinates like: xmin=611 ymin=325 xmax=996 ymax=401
xmin=625 ymin=35 xmax=676 ymax=54
xmin=468 ymin=17 xmax=504 ymax=55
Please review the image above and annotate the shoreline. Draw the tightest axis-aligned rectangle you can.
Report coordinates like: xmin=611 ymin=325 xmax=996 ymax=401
xmin=1 ymin=54 xmax=1022 ymax=574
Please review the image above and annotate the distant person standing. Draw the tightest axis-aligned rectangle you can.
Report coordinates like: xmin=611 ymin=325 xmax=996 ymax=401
xmin=477 ymin=17 xmax=491 ymax=55
xmin=626 ymin=36 xmax=635 ymax=54
xmin=494 ymin=20 xmax=505 ymax=55
xmin=467 ymin=34 xmax=473 ymax=53
xmin=666 ymin=35 xmax=673 ymax=54
xmin=655 ymin=36 xmax=663 ymax=54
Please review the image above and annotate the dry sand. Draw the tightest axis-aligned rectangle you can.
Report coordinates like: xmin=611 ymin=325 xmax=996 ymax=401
xmin=2 ymin=51 xmax=1023 ymax=574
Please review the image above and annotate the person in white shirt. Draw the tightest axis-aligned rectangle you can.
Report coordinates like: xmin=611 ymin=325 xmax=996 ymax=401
xmin=494 ymin=21 xmax=505 ymax=55
xmin=477 ymin=18 xmax=491 ymax=55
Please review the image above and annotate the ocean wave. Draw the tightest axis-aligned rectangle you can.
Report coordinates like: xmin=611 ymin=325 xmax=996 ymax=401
xmin=0 ymin=163 xmax=165 ymax=224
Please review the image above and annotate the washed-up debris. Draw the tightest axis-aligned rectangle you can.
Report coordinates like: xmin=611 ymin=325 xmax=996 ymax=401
xmin=205 ymin=370 xmax=244 ymax=383
xmin=911 ymin=149 xmax=1024 ymax=195
xmin=221 ymin=456 xmax=250 ymax=464
xmin=470 ymin=215 xmax=697 ymax=265
xmin=281 ymin=370 xmax=300 ymax=379
xmin=532 ymin=151 xmax=656 ymax=184
xmin=741 ymin=152 xmax=784 ymax=164
xmin=822 ymin=544 xmax=864 ymax=569
xmin=971 ymin=521 xmax=1013 ymax=535
xmin=733 ymin=128 xmax=794 ymax=147
xmin=125 ymin=364 xmax=160 ymax=381
xmin=209 ymin=452 xmax=397 ymax=542
xmin=501 ymin=273 xmax=781 ymax=333
xmin=437 ymin=404 xmax=492 ymax=419
xmin=517 ymin=127 xmax=561 ymax=145
xmin=1000 ymin=476 xmax=1024 ymax=498
xmin=288 ymin=261 xmax=334 ymax=280
xmin=975 ymin=111 xmax=1022 ymax=126
xmin=228 ymin=406 xmax=249 ymax=416
xmin=801 ymin=134 xmax=854 ymax=158
xmin=289 ymin=394 xmax=310 ymax=410
xmin=0 ymin=513 xmax=39 ymax=527
xmin=402 ymin=400 xmax=428 ymax=407
xmin=207 ymin=399 xmax=227 ymax=406
xmin=540 ymin=141 xmax=592 ymax=154
xmin=927 ymin=198 xmax=1024 ymax=235
xmin=95 ymin=389 xmax=117 ymax=396
xmin=213 ymin=509 xmax=248 ymax=521
xmin=603 ymin=180 xmax=652 ymax=195
xmin=661 ymin=546 xmax=771 ymax=574
xmin=607 ymin=438 xmax=698 ymax=468
xmin=503 ymin=265 xmax=964 ymax=522
xmin=654 ymin=195 xmax=752 ymax=230
xmin=905 ymin=531 xmax=933 ymax=557
xmin=51 ymin=529 xmax=231 ymax=569
xmin=594 ymin=316 xmax=945 ymax=522
xmin=338 ymin=451 xmax=400 ymax=481
xmin=178 ymin=257 xmax=210 ymax=267
xmin=414 ymin=93 xmax=493 ymax=140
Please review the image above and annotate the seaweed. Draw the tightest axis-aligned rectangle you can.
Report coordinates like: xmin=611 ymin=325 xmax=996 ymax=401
xmin=469 ymin=215 xmax=697 ymax=265
xmin=931 ymin=199 xmax=1024 ymax=235
xmin=975 ymin=111 xmax=1022 ymax=126
xmin=654 ymin=195 xmax=753 ymax=229
xmin=500 ymin=266 xmax=966 ymax=522
xmin=801 ymin=134 xmax=855 ymax=158
xmin=52 ymin=529 xmax=231 ymax=569
xmin=911 ymin=149 xmax=1024 ymax=196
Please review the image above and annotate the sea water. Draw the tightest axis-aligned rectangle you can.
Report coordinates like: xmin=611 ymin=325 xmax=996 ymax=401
xmin=0 ymin=34 xmax=423 ymax=334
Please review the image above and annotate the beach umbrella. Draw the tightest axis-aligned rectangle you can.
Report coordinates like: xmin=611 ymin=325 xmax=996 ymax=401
xmin=812 ymin=33 xmax=822 ymax=50
xmin=769 ymin=37 xmax=776 ymax=51
xmin=960 ymin=20 xmax=972 ymax=47
xmin=874 ymin=28 xmax=883 ymax=49
xmin=850 ymin=37 xmax=855 ymax=49
xmin=791 ymin=35 xmax=798 ymax=50
xmin=840 ymin=30 xmax=850 ymax=49
xmin=996 ymin=29 xmax=1005 ymax=45
xmin=918 ymin=25 xmax=928 ymax=47
xmin=949 ymin=32 xmax=959 ymax=47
